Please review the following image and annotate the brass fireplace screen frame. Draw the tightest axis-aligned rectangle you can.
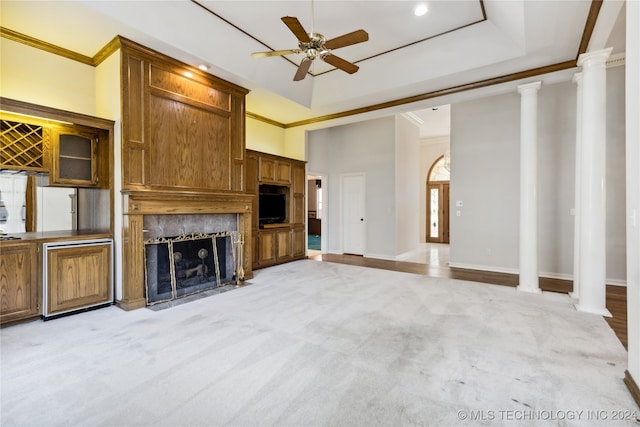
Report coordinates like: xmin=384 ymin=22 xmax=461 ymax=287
xmin=143 ymin=231 xmax=244 ymax=305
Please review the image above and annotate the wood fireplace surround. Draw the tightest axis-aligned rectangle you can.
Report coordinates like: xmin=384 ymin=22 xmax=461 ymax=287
xmin=117 ymin=38 xmax=252 ymax=310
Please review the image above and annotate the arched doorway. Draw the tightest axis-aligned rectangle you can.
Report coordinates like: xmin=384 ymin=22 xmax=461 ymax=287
xmin=426 ymin=154 xmax=450 ymax=243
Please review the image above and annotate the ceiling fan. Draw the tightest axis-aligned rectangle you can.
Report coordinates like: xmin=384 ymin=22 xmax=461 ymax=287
xmin=251 ymin=3 xmax=369 ymax=81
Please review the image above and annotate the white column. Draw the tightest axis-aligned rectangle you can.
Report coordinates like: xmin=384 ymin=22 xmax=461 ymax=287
xmin=570 ymin=73 xmax=583 ymax=299
xmin=575 ymin=48 xmax=612 ymax=316
xmin=517 ymin=81 xmax=542 ymax=294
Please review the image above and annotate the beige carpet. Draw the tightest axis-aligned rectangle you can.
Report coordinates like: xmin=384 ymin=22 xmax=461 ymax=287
xmin=1 ymin=260 xmax=636 ymax=426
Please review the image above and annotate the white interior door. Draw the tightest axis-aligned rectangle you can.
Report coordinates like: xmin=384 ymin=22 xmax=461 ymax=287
xmin=342 ymin=174 xmax=365 ymax=255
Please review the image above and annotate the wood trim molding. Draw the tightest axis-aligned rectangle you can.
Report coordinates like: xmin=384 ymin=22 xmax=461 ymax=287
xmin=1 ymin=27 xmax=94 ymax=65
xmin=1 ymin=0 xmax=604 ymax=128
xmin=246 ymin=112 xmax=286 ymax=128
xmin=1 ymin=27 xmax=121 ymax=67
xmin=624 ymin=370 xmax=640 ymax=409
xmin=577 ymin=0 xmax=604 ymax=58
xmin=0 ymin=97 xmax=115 ymax=130
xmin=284 ymin=60 xmax=577 ymax=128
xmin=93 ymin=36 xmax=122 ymax=66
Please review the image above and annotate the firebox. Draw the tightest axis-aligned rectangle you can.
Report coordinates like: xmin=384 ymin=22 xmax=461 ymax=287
xmin=144 ymin=231 xmax=243 ymax=305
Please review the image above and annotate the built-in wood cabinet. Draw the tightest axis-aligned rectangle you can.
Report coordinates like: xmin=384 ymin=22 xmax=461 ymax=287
xmin=247 ymin=150 xmax=306 ymax=269
xmin=258 ymin=156 xmax=292 ymax=185
xmin=0 ymin=242 xmax=40 ymax=325
xmin=0 ymin=105 xmax=111 ymax=189
xmin=49 ymin=125 xmax=100 ymax=187
xmin=45 ymin=241 xmax=112 ymax=316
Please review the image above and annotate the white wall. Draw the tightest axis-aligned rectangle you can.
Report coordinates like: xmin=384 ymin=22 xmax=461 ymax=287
xmin=450 ymin=70 xmax=627 ymax=282
xmin=450 ymin=91 xmax=521 ymax=272
xmin=605 ymin=66 xmax=627 ymax=283
xmin=537 ymin=79 xmax=577 ymax=278
xmin=419 ymin=136 xmax=450 ymax=242
xmin=395 ymin=115 xmax=421 ymax=255
xmin=307 ymin=117 xmax=397 ymax=259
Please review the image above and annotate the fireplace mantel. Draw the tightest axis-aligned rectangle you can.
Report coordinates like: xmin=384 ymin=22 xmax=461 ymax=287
xmin=119 ymin=190 xmax=254 ymax=310
xmin=123 ymin=190 xmax=253 ymax=215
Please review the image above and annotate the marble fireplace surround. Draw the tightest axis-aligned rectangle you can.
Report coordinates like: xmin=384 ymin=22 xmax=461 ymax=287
xmin=119 ymin=190 xmax=253 ymax=310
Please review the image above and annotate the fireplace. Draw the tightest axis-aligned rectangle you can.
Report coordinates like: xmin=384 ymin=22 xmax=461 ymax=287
xmin=120 ymin=191 xmax=254 ymax=311
xmin=144 ymin=231 xmax=241 ymax=304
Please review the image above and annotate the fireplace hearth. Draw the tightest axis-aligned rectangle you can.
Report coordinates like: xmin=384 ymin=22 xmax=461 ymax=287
xmin=144 ymin=231 xmax=243 ymax=305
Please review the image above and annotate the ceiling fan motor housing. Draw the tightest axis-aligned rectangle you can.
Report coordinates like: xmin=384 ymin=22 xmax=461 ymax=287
xmin=300 ymin=33 xmax=328 ymax=59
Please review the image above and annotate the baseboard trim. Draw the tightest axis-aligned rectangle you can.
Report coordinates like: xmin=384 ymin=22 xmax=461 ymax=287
xmin=448 ymin=263 xmax=626 ymax=286
xmin=364 ymin=253 xmax=397 ymax=261
xmin=624 ymin=370 xmax=640 ymax=409
xmin=448 ymin=262 xmax=518 ymax=275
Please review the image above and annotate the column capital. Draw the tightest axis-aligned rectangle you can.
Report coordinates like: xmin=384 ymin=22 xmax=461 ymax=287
xmin=572 ymin=72 xmax=583 ymax=85
xmin=577 ymin=47 xmax=613 ymax=67
xmin=517 ymin=81 xmax=542 ymax=94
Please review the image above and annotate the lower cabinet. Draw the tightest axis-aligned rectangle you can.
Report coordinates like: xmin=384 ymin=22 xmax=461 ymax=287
xmin=256 ymin=229 xmax=277 ymax=266
xmin=0 ymin=242 xmax=39 ymax=325
xmin=44 ymin=239 xmax=113 ymax=317
xmin=255 ymin=226 xmax=304 ymax=268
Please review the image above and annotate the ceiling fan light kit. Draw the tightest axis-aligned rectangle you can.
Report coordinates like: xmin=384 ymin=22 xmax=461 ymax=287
xmin=251 ymin=13 xmax=368 ymax=81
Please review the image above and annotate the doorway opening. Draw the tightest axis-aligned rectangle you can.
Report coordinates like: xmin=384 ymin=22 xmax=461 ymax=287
xmin=427 ymin=155 xmax=450 ymax=243
xmin=307 ymin=175 xmax=324 ymax=256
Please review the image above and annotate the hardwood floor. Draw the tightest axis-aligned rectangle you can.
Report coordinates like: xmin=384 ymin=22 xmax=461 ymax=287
xmin=310 ymin=253 xmax=627 ymax=349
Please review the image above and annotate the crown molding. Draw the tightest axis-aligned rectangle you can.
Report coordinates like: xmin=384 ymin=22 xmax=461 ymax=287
xmin=1 ymin=26 xmax=94 ymax=65
xmin=284 ymin=60 xmax=577 ymax=128
xmin=0 ymin=0 xmax=603 ymax=128
xmin=246 ymin=112 xmax=286 ymax=128
xmin=0 ymin=27 xmax=120 ymax=67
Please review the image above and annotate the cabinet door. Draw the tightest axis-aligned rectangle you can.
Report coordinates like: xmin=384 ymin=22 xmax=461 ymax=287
xmin=292 ymin=194 xmax=305 ymax=225
xmin=275 ymin=161 xmax=291 ymax=184
xmin=292 ymin=226 xmax=306 ymax=258
xmin=258 ymin=157 xmax=276 ymax=182
xmin=47 ymin=243 xmax=111 ymax=315
xmin=257 ymin=230 xmax=277 ymax=266
xmin=276 ymin=228 xmax=292 ymax=261
xmin=292 ymin=162 xmax=306 ymax=195
xmin=50 ymin=125 xmax=99 ymax=187
xmin=0 ymin=243 xmax=39 ymax=324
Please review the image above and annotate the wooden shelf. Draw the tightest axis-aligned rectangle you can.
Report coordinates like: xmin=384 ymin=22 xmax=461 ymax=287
xmin=261 ymin=223 xmax=290 ymax=229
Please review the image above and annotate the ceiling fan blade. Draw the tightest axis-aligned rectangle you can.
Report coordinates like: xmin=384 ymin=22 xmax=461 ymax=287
xmin=282 ymin=16 xmax=311 ymax=43
xmin=252 ymin=49 xmax=301 ymax=58
xmin=322 ymin=54 xmax=359 ymax=74
xmin=324 ymin=29 xmax=369 ymax=50
xmin=294 ymin=58 xmax=313 ymax=81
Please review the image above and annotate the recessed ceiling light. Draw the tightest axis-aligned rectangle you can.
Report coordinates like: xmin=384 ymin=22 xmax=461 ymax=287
xmin=198 ymin=64 xmax=209 ymax=71
xmin=414 ymin=4 xmax=428 ymax=17
xmin=184 ymin=71 xmax=194 ymax=78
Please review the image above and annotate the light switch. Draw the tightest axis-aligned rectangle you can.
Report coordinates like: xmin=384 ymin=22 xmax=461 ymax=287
xmin=456 ymin=210 xmax=461 ymax=217
xmin=456 ymin=201 xmax=463 ymax=207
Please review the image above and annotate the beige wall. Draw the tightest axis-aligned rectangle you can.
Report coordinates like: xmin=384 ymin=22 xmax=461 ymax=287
xmin=0 ymin=39 xmax=96 ymax=114
xmin=246 ymin=117 xmax=286 ymax=156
